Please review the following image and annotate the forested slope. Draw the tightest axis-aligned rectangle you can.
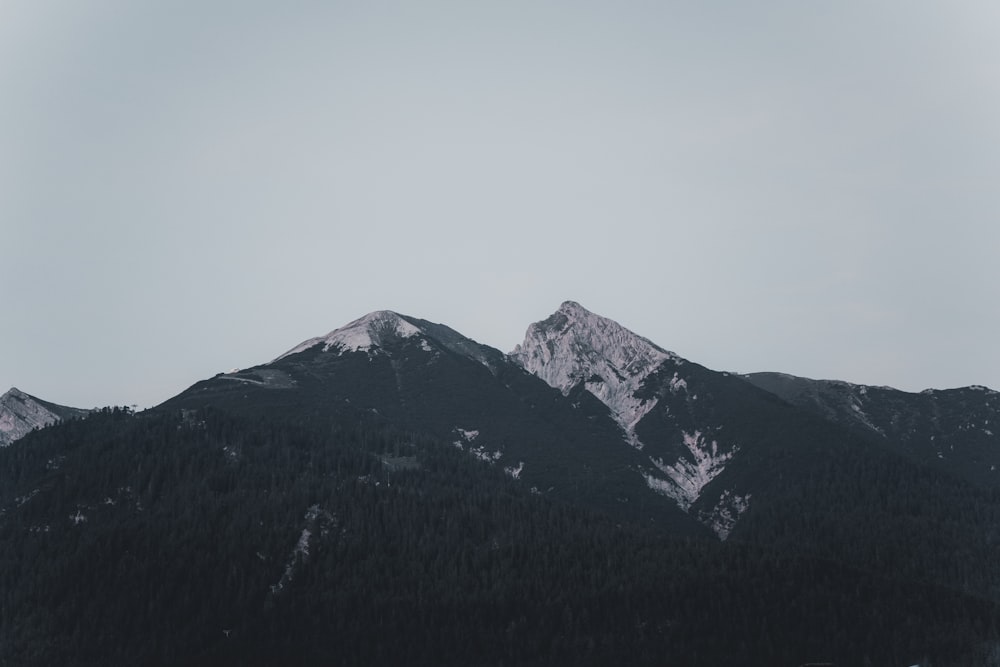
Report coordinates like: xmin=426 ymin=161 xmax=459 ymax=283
xmin=1 ymin=408 xmax=998 ymax=666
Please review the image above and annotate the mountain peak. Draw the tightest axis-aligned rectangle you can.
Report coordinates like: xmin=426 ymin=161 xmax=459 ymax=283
xmin=558 ymin=299 xmax=587 ymax=313
xmin=275 ymin=310 xmax=424 ymax=361
xmin=510 ymin=302 xmax=678 ymax=444
xmin=2 ymin=387 xmax=32 ymax=407
xmin=533 ymin=300 xmax=601 ymax=333
xmin=510 ymin=301 xmax=677 ymax=387
xmin=1 ymin=387 xmax=83 ymax=447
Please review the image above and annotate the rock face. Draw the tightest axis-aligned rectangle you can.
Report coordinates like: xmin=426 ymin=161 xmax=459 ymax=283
xmin=0 ymin=388 xmax=88 ymax=447
xmin=510 ymin=301 xmax=677 ymax=446
xmin=510 ymin=302 xmax=751 ymax=537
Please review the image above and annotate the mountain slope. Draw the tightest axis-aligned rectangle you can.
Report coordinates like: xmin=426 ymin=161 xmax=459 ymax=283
xmin=3 ymin=305 xmax=1000 ymax=664
xmin=160 ymin=309 xmax=706 ymax=535
xmin=509 ymin=301 xmax=1000 ymax=559
xmin=509 ymin=302 xmax=796 ymax=538
xmin=0 ymin=387 xmax=89 ymax=447
xmin=744 ymin=372 xmax=1000 ymax=487
xmin=3 ymin=408 xmax=996 ymax=666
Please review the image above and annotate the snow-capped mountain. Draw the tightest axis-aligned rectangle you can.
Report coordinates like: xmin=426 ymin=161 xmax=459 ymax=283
xmin=510 ymin=301 xmax=677 ymax=446
xmin=0 ymin=387 xmax=89 ymax=447
xmin=510 ymin=302 xmax=754 ymax=536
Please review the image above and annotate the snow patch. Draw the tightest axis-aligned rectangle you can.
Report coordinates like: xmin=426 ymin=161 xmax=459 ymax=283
xmin=456 ymin=428 xmax=479 ymax=442
xmin=847 ymin=395 xmax=884 ymax=435
xmin=275 ymin=311 xmax=424 ymax=360
xmin=217 ymin=375 xmax=266 ymax=386
xmin=451 ymin=426 xmax=479 ymax=449
xmin=645 ymin=431 xmax=736 ymax=511
xmin=452 ymin=427 xmax=501 ymax=464
xmin=452 ymin=427 xmax=479 ymax=449
xmin=271 ymin=528 xmax=311 ymax=594
xmin=295 ymin=528 xmax=312 ymax=558
xmin=271 ymin=505 xmax=337 ymax=595
xmin=504 ymin=461 xmax=524 ymax=479
xmin=15 ymin=489 xmax=40 ymax=507
xmin=698 ymin=490 xmax=751 ymax=540
xmin=471 ymin=447 xmax=502 ymax=464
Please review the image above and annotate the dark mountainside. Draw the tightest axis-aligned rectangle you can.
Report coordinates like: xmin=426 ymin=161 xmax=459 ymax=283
xmin=1 ymin=303 xmax=999 ymax=666
xmin=745 ymin=372 xmax=1000 ymax=487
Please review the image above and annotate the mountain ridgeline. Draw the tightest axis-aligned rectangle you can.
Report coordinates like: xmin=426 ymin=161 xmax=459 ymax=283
xmin=2 ymin=302 xmax=999 ymax=666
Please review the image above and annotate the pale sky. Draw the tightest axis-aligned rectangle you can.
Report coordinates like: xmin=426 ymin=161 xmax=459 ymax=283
xmin=3 ymin=1 xmax=999 ymax=409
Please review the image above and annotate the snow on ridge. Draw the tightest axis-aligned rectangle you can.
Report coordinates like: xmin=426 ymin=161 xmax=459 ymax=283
xmin=275 ymin=311 xmax=424 ymax=361
xmin=509 ymin=301 xmax=678 ymax=445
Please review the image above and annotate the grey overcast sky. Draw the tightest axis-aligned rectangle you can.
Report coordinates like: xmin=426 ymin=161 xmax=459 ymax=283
xmin=3 ymin=1 xmax=999 ymax=409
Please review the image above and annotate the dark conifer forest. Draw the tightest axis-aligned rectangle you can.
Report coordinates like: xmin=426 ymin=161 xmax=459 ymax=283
xmin=2 ymin=407 xmax=999 ymax=666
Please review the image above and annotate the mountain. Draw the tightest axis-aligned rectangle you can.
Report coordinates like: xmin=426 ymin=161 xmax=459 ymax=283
xmin=160 ymin=308 xmax=707 ymax=535
xmin=510 ymin=304 xmax=1000 ymax=602
xmin=0 ymin=387 xmax=89 ymax=447
xmin=510 ymin=300 xmax=678 ymax=446
xmin=3 ymin=303 xmax=1000 ymax=665
xmin=7 ymin=407 xmax=996 ymax=667
xmin=743 ymin=372 xmax=1000 ymax=487
xmin=510 ymin=301 xmax=750 ymax=534
xmin=509 ymin=302 xmax=851 ymax=539
xmin=166 ymin=301 xmax=1000 ymax=552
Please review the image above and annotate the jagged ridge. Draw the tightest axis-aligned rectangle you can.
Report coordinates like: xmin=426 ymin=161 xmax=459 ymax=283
xmin=510 ymin=301 xmax=678 ymax=445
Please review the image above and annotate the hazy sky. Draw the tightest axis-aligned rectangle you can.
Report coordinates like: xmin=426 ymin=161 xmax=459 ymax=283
xmin=3 ymin=1 xmax=999 ymax=409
